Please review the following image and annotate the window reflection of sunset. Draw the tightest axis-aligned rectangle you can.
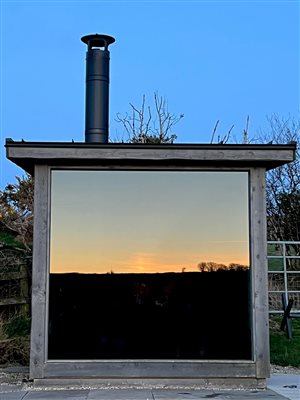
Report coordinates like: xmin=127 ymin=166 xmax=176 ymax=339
xmin=50 ymin=171 xmax=249 ymax=274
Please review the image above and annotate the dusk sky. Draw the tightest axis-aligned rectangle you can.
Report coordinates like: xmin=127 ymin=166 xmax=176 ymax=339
xmin=1 ymin=1 xmax=299 ymax=188
xmin=50 ymin=170 xmax=249 ymax=274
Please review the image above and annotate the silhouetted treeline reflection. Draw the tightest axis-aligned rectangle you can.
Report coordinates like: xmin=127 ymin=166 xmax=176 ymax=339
xmin=48 ymin=269 xmax=252 ymax=360
xmin=197 ymin=262 xmax=249 ymax=272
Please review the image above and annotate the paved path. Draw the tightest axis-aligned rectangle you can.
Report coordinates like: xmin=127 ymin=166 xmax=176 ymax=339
xmin=0 ymin=387 xmax=292 ymax=400
xmin=267 ymin=374 xmax=300 ymax=400
xmin=0 ymin=374 xmax=299 ymax=400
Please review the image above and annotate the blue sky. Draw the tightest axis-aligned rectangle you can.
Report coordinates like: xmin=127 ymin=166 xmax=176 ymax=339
xmin=1 ymin=0 xmax=299 ymax=187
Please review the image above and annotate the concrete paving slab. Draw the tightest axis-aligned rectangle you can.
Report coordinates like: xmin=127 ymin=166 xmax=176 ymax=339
xmin=0 ymin=375 xmax=298 ymax=400
xmin=153 ymin=389 xmax=287 ymax=399
xmin=87 ymin=389 xmax=153 ymax=399
xmin=152 ymin=389 xmax=215 ymax=399
xmin=23 ymin=390 xmax=89 ymax=399
xmin=267 ymin=374 xmax=300 ymax=400
xmin=0 ymin=388 xmax=292 ymax=400
xmin=0 ymin=392 xmax=27 ymax=400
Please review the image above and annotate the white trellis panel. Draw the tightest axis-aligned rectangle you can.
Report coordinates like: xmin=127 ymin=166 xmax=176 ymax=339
xmin=268 ymin=241 xmax=300 ymax=314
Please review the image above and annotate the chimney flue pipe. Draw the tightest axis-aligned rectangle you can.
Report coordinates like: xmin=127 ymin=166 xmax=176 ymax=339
xmin=81 ymin=34 xmax=115 ymax=143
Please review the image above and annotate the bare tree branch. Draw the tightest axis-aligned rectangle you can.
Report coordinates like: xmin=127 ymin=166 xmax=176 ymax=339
xmin=115 ymin=93 xmax=183 ymax=144
xmin=210 ymin=120 xmax=219 ymax=144
xmin=243 ymin=115 xmax=250 ymax=144
xmin=259 ymin=115 xmax=300 ymax=244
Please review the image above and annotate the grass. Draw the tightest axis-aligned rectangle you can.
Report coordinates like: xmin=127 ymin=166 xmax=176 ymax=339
xmin=0 ymin=314 xmax=30 ymax=366
xmin=0 ymin=228 xmax=30 ymax=365
xmin=0 ymin=230 xmax=25 ymax=249
xmin=269 ymin=316 xmax=300 ymax=367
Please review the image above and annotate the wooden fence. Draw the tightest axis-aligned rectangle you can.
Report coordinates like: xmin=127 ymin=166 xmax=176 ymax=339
xmin=0 ymin=245 xmax=31 ymax=317
xmin=1 ymin=240 xmax=299 ymax=317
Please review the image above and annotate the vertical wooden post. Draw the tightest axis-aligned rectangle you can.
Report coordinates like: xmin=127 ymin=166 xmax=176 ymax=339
xmin=30 ymin=165 xmax=50 ymax=379
xmin=20 ymin=263 xmax=29 ymax=316
xmin=250 ymin=168 xmax=270 ymax=379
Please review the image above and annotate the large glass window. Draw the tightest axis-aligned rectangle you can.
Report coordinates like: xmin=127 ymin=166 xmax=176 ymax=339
xmin=48 ymin=170 xmax=251 ymax=360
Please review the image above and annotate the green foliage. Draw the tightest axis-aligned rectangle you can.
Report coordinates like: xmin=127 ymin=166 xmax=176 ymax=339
xmin=5 ymin=315 xmax=31 ymax=338
xmin=269 ymin=316 xmax=300 ymax=367
xmin=0 ymin=174 xmax=34 ymax=250
xmin=0 ymin=230 xmax=25 ymax=249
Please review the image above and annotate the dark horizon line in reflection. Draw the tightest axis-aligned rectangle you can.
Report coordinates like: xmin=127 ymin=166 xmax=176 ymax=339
xmin=51 ymin=264 xmax=250 ymax=275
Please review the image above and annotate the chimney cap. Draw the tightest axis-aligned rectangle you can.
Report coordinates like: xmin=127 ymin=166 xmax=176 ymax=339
xmin=81 ymin=33 xmax=115 ymax=49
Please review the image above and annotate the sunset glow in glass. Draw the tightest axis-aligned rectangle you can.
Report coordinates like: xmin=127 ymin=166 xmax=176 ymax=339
xmin=50 ymin=170 xmax=249 ymax=274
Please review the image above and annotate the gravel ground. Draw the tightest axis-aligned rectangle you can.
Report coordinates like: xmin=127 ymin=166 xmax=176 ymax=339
xmin=270 ymin=364 xmax=300 ymax=374
xmin=0 ymin=366 xmax=29 ymax=386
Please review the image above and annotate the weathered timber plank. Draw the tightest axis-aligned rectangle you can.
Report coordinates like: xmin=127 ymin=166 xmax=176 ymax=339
xmin=0 ymin=297 xmax=29 ymax=306
xmin=44 ymin=361 xmax=256 ymax=379
xmin=250 ymin=168 xmax=270 ymax=379
xmin=0 ymin=271 xmax=28 ymax=281
xmin=30 ymin=165 xmax=49 ymax=379
xmin=34 ymin=377 xmax=266 ymax=389
xmin=7 ymin=145 xmax=295 ymax=164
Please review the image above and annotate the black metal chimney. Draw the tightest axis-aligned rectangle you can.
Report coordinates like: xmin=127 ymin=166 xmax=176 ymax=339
xmin=81 ymin=34 xmax=115 ymax=143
